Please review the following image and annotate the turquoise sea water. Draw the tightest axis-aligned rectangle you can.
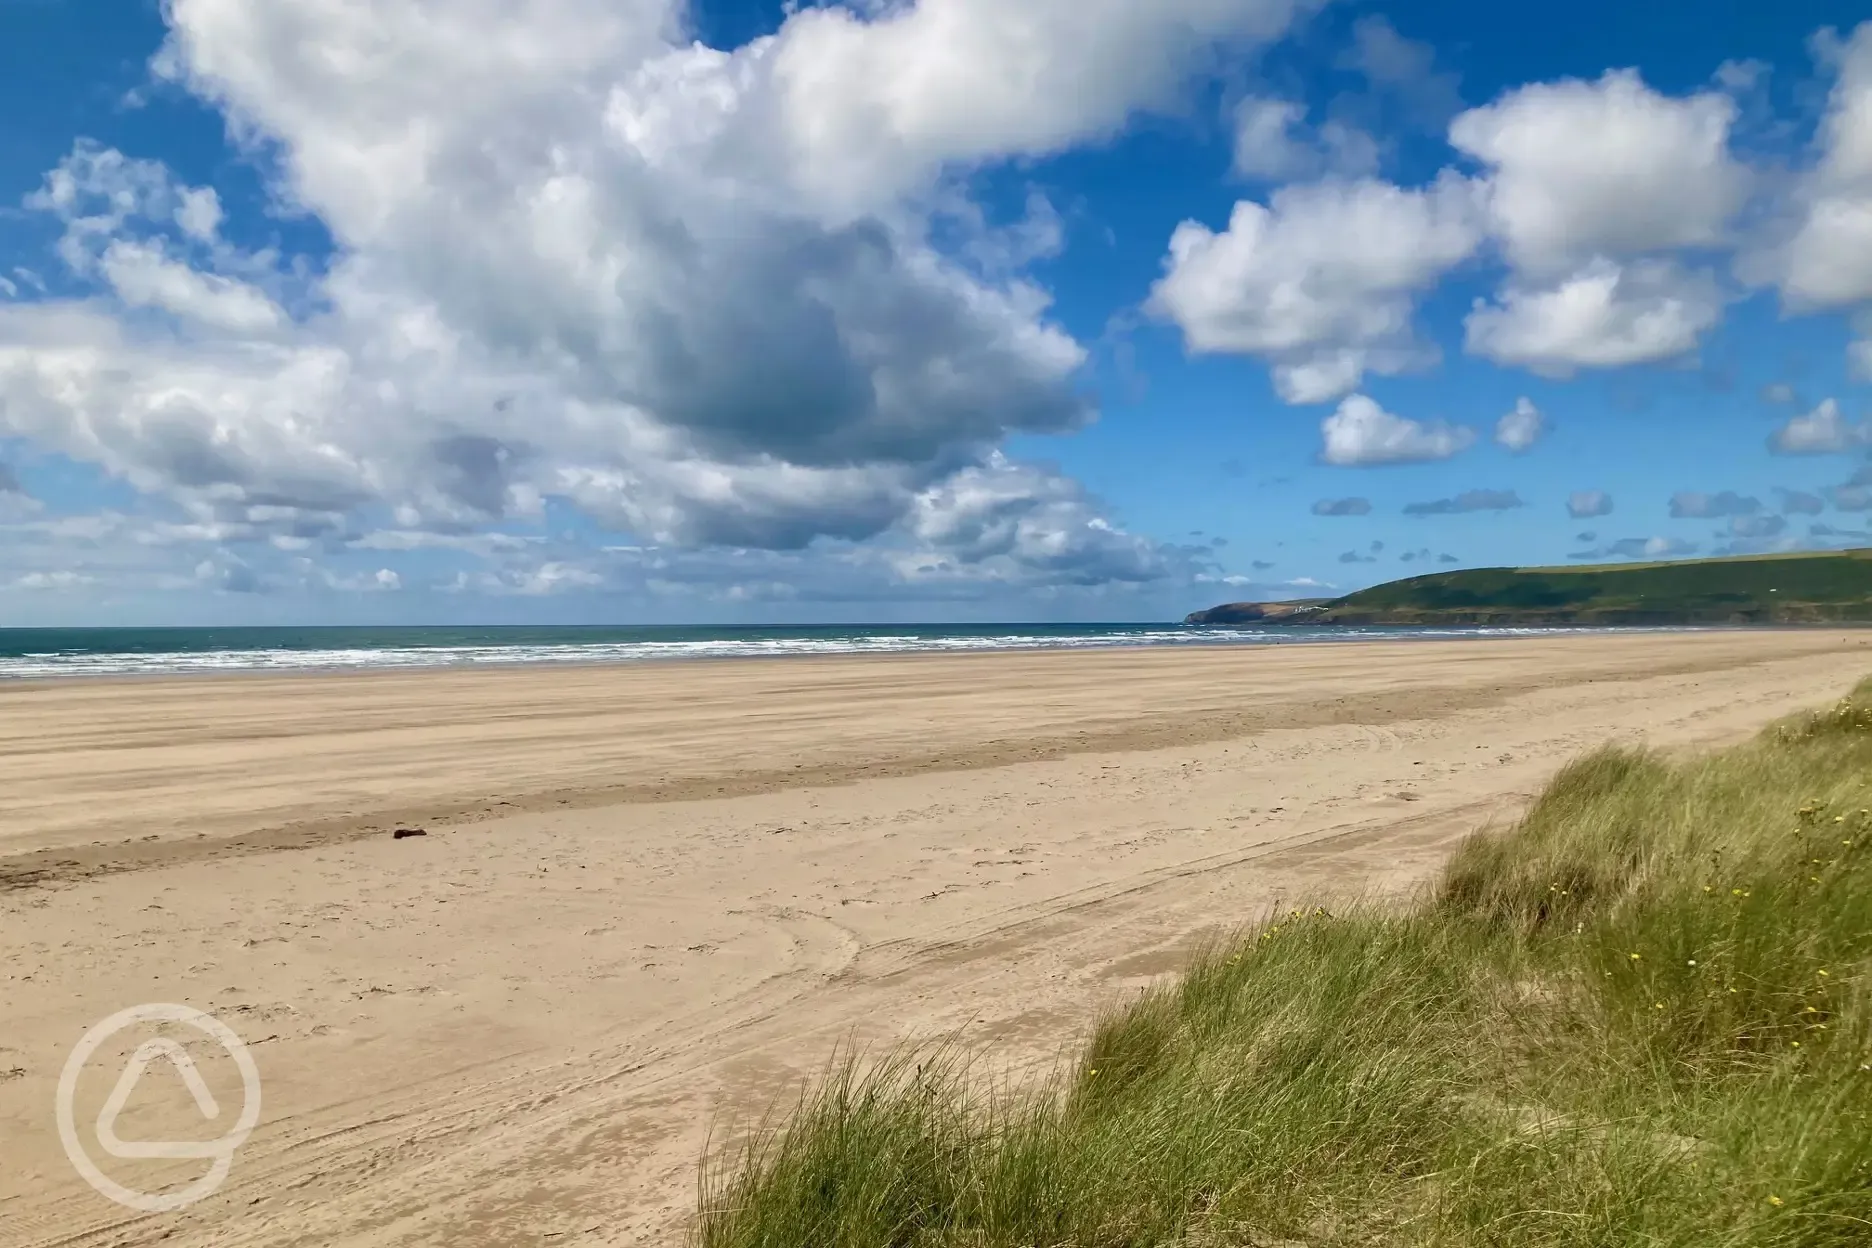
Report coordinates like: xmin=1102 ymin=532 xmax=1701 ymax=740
xmin=0 ymin=623 xmax=1681 ymax=679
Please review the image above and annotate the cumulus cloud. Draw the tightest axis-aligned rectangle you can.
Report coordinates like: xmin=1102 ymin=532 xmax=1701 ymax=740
xmin=1311 ymin=495 xmax=1372 ymax=516
xmin=1230 ymin=98 xmax=1379 ymax=181
xmin=898 ymin=454 xmax=1190 ymax=586
xmin=1148 ymin=174 xmax=1482 ymax=403
xmin=1464 ymin=258 xmax=1724 ymax=374
xmin=1728 ymin=513 xmax=1788 ymax=538
xmin=1451 ymin=70 xmax=1743 ymax=371
xmin=1494 ymin=396 xmax=1544 ymax=451
xmin=1153 ymin=47 xmax=1790 ymax=398
xmin=98 ymin=239 xmax=284 ymax=334
xmin=1567 ymin=490 xmax=1613 ymax=518
xmin=1770 ymin=398 xmax=1870 ymax=453
xmin=1755 ymin=23 xmax=1872 ymax=365
xmin=1669 ymin=490 xmax=1761 ymax=518
xmin=1450 ymin=71 xmax=1747 ymax=278
xmin=764 ymin=0 xmax=1324 ymax=217
xmin=1402 ymin=488 xmax=1524 ymax=516
xmin=0 ymin=0 xmax=1330 ymax=600
xmin=1318 ymin=394 xmax=1476 ymax=466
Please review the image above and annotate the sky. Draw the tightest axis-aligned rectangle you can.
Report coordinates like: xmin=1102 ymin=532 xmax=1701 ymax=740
xmin=1 ymin=0 xmax=1871 ymax=626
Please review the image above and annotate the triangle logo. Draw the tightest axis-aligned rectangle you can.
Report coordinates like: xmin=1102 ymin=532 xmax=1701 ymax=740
xmin=95 ymin=1038 xmax=227 ymax=1160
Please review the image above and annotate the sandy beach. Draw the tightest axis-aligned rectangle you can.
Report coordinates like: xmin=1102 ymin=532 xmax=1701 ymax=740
xmin=1 ymin=629 xmax=1866 ymax=1247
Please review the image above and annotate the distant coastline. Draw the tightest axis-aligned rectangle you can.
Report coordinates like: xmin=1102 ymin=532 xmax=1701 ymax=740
xmin=1187 ymin=548 xmax=1872 ymax=629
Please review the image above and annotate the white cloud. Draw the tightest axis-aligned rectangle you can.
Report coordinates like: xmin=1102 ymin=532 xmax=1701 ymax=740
xmin=1770 ymin=397 xmax=1870 ymax=453
xmin=1449 ymin=70 xmax=1744 ymax=371
xmin=1739 ymin=24 xmax=1872 ymax=371
xmin=1633 ymin=536 xmax=1697 ymax=558
xmin=1768 ymin=25 xmax=1872 ymax=310
xmin=1494 ymin=395 xmax=1544 ymax=451
xmin=1231 ymin=98 xmax=1311 ymax=178
xmin=1566 ymin=490 xmax=1613 ymax=519
xmin=767 ymin=0 xmax=1322 ymax=218
xmin=174 ymin=186 xmax=224 ymax=242
xmin=1714 ymin=59 xmax=1771 ymax=94
xmin=0 ymin=0 xmax=1319 ymax=596
xmin=1464 ymin=258 xmax=1723 ymax=374
xmin=1318 ymin=393 xmax=1475 ymax=466
xmin=1401 ymin=488 xmax=1523 ymax=516
xmin=1229 ymin=97 xmax=1378 ymax=180
xmin=900 ymin=454 xmax=1183 ymax=585
xmin=1161 ymin=63 xmax=1754 ymax=396
xmin=1149 ymin=173 xmax=1482 ymax=402
xmin=1311 ymin=496 xmax=1371 ymax=516
xmin=1729 ymin=513 xmax=1787 ymax=539
xmin=99 ymin=240 xmax=283 ymax=333
xmin=1669 ymin=490 xmax=1759 ymax=518
xmin=1450 ymin=69 xmax=1747 ymax=279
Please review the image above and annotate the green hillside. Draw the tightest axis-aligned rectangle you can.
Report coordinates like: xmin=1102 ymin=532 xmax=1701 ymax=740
xmin=1186 ymin=547 xmax=1872 ymax=626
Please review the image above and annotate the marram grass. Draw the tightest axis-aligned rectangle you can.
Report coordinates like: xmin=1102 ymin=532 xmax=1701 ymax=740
xmin=696 ymin=679 xmax=1872 ymax=1247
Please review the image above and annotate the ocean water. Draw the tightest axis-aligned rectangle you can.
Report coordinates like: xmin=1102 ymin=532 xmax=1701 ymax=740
xmin=0 ymin=622 xmax=1666 ymax=680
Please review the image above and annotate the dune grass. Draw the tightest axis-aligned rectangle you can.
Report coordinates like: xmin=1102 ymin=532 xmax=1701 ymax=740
xmin=695 ymin=680 xmax=1872 ymax=1247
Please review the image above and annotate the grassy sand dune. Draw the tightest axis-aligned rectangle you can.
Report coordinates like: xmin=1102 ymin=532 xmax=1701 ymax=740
xmin=698 ymin=681 xmax=1872 ymax=1247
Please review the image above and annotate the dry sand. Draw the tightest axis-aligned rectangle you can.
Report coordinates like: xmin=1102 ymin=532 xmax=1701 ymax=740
xmin=1 ymin=630 xmax=1866 ymax=1246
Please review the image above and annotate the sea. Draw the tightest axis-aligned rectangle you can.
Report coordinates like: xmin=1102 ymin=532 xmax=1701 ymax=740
xmin=0 ymin=622 xmax=1672 ymax=680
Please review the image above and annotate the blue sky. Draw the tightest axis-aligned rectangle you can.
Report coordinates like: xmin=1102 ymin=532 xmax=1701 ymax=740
xmin=1 ymin=0 xmax=1870 ymax=625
